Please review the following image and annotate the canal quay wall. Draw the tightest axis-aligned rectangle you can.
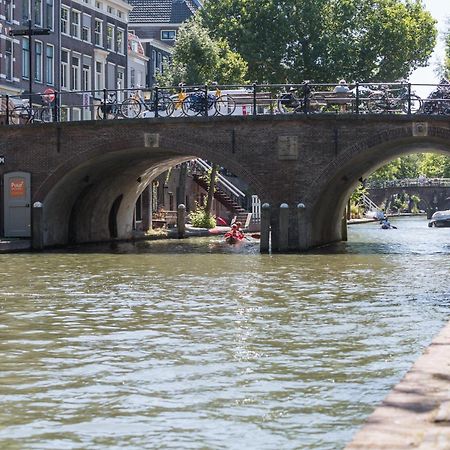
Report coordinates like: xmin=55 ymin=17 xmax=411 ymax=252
xmin=346 ymin=321 xmax=450 ymax=449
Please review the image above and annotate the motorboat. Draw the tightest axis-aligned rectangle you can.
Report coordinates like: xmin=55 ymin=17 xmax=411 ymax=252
xmin=428 ymin=209 xmax=450 ymax=227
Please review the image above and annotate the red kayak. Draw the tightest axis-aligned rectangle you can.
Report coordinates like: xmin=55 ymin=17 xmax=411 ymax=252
xmin=224 ymin=231 xmax=245 ymax=245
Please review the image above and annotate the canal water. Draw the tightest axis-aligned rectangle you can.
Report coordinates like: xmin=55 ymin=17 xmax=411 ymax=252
xmin=0 ymin=216 xmax=449 ymax=450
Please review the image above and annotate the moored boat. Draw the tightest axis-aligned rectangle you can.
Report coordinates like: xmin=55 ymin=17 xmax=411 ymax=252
xmin=428 ymin=209 xmax=450 ymax=227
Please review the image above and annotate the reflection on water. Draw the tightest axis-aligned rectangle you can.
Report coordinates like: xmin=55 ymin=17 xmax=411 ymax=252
xmin=0 ymin=216 xmax=449 ymax=450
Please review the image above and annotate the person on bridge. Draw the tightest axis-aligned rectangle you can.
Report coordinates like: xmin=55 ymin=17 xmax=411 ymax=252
xmin=333 ymin=80 xmax=350 ymax=112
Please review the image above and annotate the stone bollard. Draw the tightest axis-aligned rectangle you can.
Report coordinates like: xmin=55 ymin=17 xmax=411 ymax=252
xmin=260 ymin=203 xmax=270 ymax=253
xmin=32 ymin=202 xmax=44 ymax=250
xmin=177 ymin=204 xmax=186 ymax=239
xmin=297 ymin=202 xmax=306 ymax=251
xmin=279 ymin=203 xmax=289 ymax=252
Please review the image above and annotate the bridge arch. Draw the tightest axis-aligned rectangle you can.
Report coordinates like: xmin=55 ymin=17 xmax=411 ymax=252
xmin=307 ymin=125 xmax=450 ymax=247
xmin=34 ymin=122 xmax=268 ymax=247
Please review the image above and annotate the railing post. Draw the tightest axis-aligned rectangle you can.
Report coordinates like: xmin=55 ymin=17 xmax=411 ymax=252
xmin=303 ymin=81 xmax=309 ymax=114
xmin=53 ymin=91 xmax=58 ymax=122
xmin=204 ymin=84 xmax=208 ymax=117
xmin=253 ymin=82 xmax=257 ymax=116
xmin=154 ymin=85 xmax=159 ymax=118
xmin=102 ymin=88 xmax=107 ymax=120
xmin=5 ymin=94 xmax=9 ymax=125
xmin=407 ymin=82 xmax=412 ymax=115
xmin=355 ymin=82 xmax=360 ymax=114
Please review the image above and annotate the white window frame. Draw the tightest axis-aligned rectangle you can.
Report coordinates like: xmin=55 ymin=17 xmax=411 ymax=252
xmin=45 ymin=0 xmax=53 ymax=30
xmin=22 ymin=38 xmax=30 ymax=79
xmin=5 ymin=39 xmax=13 ymax=81
xmin=95 ymin=60 xmax=104 ymax=91
xmin=117 ymin=68 xmax=124 ymax=101
xmin=71 ymin=10 xmax=81 ymax=39
xmin=106 ymin=23 xmax=114 ymax=51
xmin=5 ymin=0 xmax=14 ymax=23
xmin=71 ymin=54 xmax=80 ymax=90
xmin=82 ymin=13 xmax=91 ymax=43
xmin=61 ymin=49 xmax=69 ymax=89
xmin=46 ymin=44 xmax=54 ymax=85
xmin=116 ymin=28 xmax=124 ymax=54
xmin=61 ymin=7 xmax=69 ymax=35
xmin=34 ymin=0 xmax=42 ymax=26
xmin=82 ymin=63 xmax=91 ymax=91
xmin=94 ymin=19 xmax=103 ymax=46
xmin=35 ymin=40 xmax=43 ymax=82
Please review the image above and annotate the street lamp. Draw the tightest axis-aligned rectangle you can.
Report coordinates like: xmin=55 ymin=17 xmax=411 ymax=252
xmin=9 ymin=20 xmax=51 ymax=105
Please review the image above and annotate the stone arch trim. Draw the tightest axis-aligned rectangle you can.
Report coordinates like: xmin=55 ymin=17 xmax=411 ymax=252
xmin=33 ymin=125 xmax=270 ymax=202
xmin=304 ymin=125 xmax=450 ymax=207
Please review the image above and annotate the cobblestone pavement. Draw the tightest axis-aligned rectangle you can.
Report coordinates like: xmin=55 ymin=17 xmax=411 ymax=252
xmin=346 ymin=322 xmax=450 ymax=449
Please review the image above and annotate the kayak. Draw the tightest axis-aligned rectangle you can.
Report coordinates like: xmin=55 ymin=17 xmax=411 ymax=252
xmin=224 ymin=231 xmax=245 ymax=245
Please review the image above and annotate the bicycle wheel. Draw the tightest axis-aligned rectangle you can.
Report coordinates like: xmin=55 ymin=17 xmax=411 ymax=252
xmin=10 ymin=106 xmax=31 ymax=124
xmin=308 ymin=94 xmax=325 ymax=113
xmin=155 ymin=95 xmax=175 ymax=117
xmin=120 ymin=98 xmax=141 ymax=118
xmin=401 ymin=94 xmax=422 ymax=114
xmin=39 ymin=106 xmax=53 ymax=122
xmin=96 ymin=103 xmax=116 ymax=119
xmin=367 ymin=93 xmax=385 ymax=113
xmin=214 ymin=94 xmax=236 ymax=116
xmin=182 ymin=93 xmax=203 ymax=116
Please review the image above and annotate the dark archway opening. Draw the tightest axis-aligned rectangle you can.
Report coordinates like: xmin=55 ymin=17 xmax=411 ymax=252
xmin=109 ymin=194 xmax=123 ymax=238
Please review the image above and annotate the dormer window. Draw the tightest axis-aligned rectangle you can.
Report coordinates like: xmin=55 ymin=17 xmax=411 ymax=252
xmin=161 ymin=30 xmax=176 ymax=40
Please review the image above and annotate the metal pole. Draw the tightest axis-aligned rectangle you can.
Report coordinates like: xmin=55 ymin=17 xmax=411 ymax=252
xmin=252 ymin=82 xmax=257 ymax=116
xmin=355 ymin=82 xmax=360 ymax=114
xmin=5 ymin=94 xmax=9 ymax=125
xmin=204 ymin=84 xmax=208 ymax=117
xmin=154 ymin=85 xmax=159 ymax=118
xmin=407 ymin=82 xmax=412 ymax=115
xmin=28 ymin=19 xmax=32 ymax=107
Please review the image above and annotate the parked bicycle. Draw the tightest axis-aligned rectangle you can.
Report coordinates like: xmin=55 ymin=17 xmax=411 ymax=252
xmin=277 ymin=83 xmax=324 ymax=114
xmin=181 ymin=86 xmax=236 ymax=116
xmin=9 ymin=101 xmax=52 ymax=124
xmin=367 ymin=82 xmax=421 ymax=114
xmin=96 ymin=92 xmax=123 ymax=119
xmin=420 ymin=78 xmax=450 ymax=115
xmin=121 ymin=89 xmax=175 ymax=118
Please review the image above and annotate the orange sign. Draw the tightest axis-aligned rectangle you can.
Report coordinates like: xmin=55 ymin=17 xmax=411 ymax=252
xmin=10 ymin=178 xmax=26 ymax=198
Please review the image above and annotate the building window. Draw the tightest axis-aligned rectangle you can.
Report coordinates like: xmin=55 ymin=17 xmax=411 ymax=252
xmin=71 ymin=56 xmax=80 ymax=90
xmin=46 ymin=45 xmax=54 ymax=85
xmin=22 ymin=38 xmax=30 ymax=79
xmin=22 ymin=0 xmax=30 ymax=21
xmin=117 ymin=70 xmax=124 ymax=101
xmin=82 ymin=64 xmax=91 ymax=91
xmin=82 ymin=14 xmax=91 ymax=42
xmin=71 ymin=11 xmax=81 ymax=38
xmin=95 ymin=61 xmax=103 ymax=91
xmin=152 ymin=50 xmax=156 ymax=74
xmin=45 ymin=0 xmax=53 ymax=29
xmin=116 ymin=29 xmax=124 ymax=54
xmin=95 ymin=1 xmax=102 ymax=9
xmin=61 ymin=49 xmax=69 ymax=89
xmin=117 ymin=10 xmax=122 ymax=19
xmin=5 ymin=40 xmax=13 ymax=81
xmin=106 ymin=24 xmax=114 ymax=50
xmin=94 ymin=19 xmax=102 ymax=46
xmin=61 ymin=7 xmax=69 ymax=35
xmin=130 ymin=68 xmax=135 ymax=88
xmin=161 ymin=30 xmax=176 ymax=40
xmin=5 ymin=0 xmax=13 ymax=23
xmin=34 ymin=0 xmax=42 ymax=26
xmin=35 ymin=41 xmax=43 ymax=82
xmin=107 ymin=5 xmax=113 ymax=14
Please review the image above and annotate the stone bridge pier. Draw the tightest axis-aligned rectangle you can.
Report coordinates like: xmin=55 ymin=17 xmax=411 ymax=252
xmin=1 ymin=115 xmax=450 ymax=252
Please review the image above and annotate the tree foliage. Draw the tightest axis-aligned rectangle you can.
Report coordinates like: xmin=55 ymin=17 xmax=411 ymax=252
xmin=370 ymin=153 xmax=450 ymax=180
xmin=445 ymin=19 xmax=450 ymax=78
xmin=158 ymin=16 xmax=248 ymax=86
xmin=201 ymin=0 xmax=437 ymax=83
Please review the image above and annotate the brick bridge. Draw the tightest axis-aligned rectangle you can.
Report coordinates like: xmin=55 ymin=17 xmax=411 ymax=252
xmin=1 ymin=115 xmax=449 ymax=251
xmin=367 ymin=179 xmax=450 ymax=218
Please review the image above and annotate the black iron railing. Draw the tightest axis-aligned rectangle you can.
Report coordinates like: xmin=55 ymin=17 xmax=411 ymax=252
xmin=3 ymin=81 xmax=450 ymax=124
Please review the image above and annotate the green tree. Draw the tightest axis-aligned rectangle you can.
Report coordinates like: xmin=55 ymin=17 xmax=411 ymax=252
xmin=158 ymin=15 xmax=248 ymax=86
xmin=201 ymin=0 xmax=436 ymax=83
xmin=419 ymin=153 xmax=450 ymax=178
xmin=445 ymin=19 xmax=450 ymax=78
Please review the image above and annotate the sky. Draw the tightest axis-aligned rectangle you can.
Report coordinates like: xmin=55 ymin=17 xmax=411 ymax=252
xmin=410 ymin=0 xmax=450 ymax=94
